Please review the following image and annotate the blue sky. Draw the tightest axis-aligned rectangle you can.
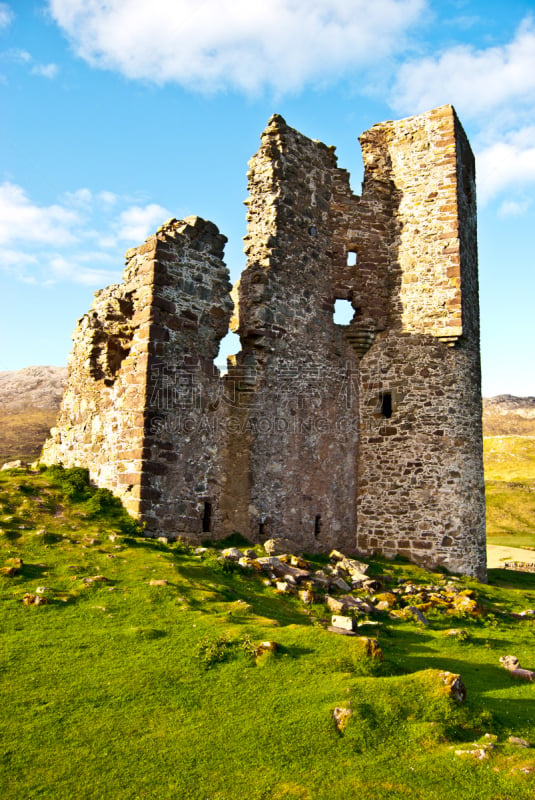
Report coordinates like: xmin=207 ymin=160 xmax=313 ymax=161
xmin=1 ymin=0 xmax=534 ymax=397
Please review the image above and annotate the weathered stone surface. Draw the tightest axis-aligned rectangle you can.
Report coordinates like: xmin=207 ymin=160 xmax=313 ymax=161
xmin=439 ymin=670 xmax=466 ymax=703
xmin=508 ymin=736 xmax=531 ymax=748
xmin=331 ymin=614 xmax=357 ymax=632
xmin=221 ymin=547 xmax=244 ymax=561
xmin=358 ymin=637 xmax=383 ymax=660
xmin=500 ymin=655 xmax=535 ymax=681
xmin=42 ymin=106 xmax=486 ymax=580
xmin=264 ymin=538 xmax=295 ymax=556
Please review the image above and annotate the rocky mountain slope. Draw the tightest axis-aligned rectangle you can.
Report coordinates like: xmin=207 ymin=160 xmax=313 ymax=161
xmin=483 ymin=395 xmax=535 ymax=436
xmin=0 ymin=366 xmax=67 ymax=412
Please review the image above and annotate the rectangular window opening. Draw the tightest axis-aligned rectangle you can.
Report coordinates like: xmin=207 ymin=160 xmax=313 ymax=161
xmin=314 ymin=514 xmax=321 ymax=538
xmin=381 ymin=392 xmax=393 ymax=419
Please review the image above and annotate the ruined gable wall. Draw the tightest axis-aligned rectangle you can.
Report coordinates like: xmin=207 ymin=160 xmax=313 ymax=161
xmin=354 ymin=106 xmax=486 ymax=580
xmin=139 ymin=217 xmax=232 ymax=536
xmin=42 ymin=217 xmax=232 ymax=532
xmin=224 ymin=116 xmax=360 ymax=551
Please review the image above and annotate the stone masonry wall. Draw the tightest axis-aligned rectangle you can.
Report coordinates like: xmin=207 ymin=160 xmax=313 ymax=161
xmin=42 ymin=216 xmax=232 ymax=534
xmin=224 ymin=115 xmax=360 ymax=552
xmin=43 ymin=105 xmax=486 ymax=579
xmin=354 ymin=107 xmax=486 ymax=579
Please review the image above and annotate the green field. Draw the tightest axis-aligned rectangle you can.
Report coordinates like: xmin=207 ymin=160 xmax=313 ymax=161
xmin=2 ymin=466 xmax=535 ymax=799
xmin=484 ymin=436 xmax=535 ymax=548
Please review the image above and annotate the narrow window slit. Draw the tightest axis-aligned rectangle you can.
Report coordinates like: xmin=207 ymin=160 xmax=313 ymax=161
xmin=381 ymin=392 xmax=393 ymax=419
xmin=314 ymin=514 xmax=321 ymax=537
xmin=202 ymin=501 xmax=212 ymax=533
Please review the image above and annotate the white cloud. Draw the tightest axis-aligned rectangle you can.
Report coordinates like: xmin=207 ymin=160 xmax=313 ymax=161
xmin=497 ymin=198 xmax=531 ymax=218
xmin=117 ymin=203 xmax=171 ymax=242
xmin=1 ymin=49 xmax=59 ymax=80
xmin=477 ymin=128 xmax=535 ymax=201
xmin=388 ymin=16 xmax=535 ymax=207
xmin=4 ymin=48 xmax=32 ymax=64
xmin=98 ymin=190 xmax=118 ymax=207
xmin=49 ymin=0 xmax=426 ymax=93
xmin=0 ymin=4 xmax=13 ymax=29
xmin=31 ymin=62 xmax=59 ymax=79
xmin=0 ymin=182 xmax=79 ymax=246
xmin=390 ymin=16 xmax=535 ymax=120
xmin=49 ymin=254 xmax=120 ymax=286
xmin=0 ymin=183 xmax=172 ymax=287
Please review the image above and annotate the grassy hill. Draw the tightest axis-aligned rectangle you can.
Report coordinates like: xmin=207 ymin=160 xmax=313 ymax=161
xmin=484 ymin=436 xmax=535 ymax=549
xmin=0 ymin=407 xmax=60 ymax=465
xmin=2 ymin=465 xmax=535 ymax=799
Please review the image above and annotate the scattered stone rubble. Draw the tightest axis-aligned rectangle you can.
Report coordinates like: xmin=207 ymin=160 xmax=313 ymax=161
xmin=216 ymin=546 xmax=483 ymax=625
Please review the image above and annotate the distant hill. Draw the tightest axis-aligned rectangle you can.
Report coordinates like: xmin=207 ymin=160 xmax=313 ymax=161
xmin=482 ymin=397 xmax=535 ymax=549
xmin=483 ymin=395 xmax=535 ymax=436
xmin=0 ymin=366 xmax=67 ymax=464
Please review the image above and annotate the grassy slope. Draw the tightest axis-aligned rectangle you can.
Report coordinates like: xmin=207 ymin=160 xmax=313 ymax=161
xmin=0 ymin=407 xmax=58 ymax=465
xmin=2 ymin=468 xmax=535 ymax=799
xmin=484 ymin=436 xmax=535 ymax=548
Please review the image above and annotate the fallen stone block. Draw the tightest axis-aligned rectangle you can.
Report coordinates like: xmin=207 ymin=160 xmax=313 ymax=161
xmin=1 ymin=459 xmax=23 ymax=471
xmin=221 ymin=547 xmax=244 ymax=560
xmin=275 ymin=581 xmax=293 ymax=594
xmin=264 ymin=538 xmax=295 ymax=556
xmin=499 ymin=655 xmax=535 ymax=681
xmin=358 ymin=636 xmax=383 ymax=660
xmin=439 ymin=670 xmax=466 ymax=703
xmin=331 ymin=576 xmax=351 ymax=592
xmin=454 ymin=747 xmax=487 ymax=760
xmin=299 ymin=589 xmax=315 ymax=604
xmin=331 ymin=614 xmax=357 ymax=632
xmin=508 ymin=736 xmax=531 ymax=748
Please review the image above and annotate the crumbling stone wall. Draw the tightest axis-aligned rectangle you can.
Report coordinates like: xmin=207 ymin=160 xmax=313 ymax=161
xmin=223 ymin=116 xmax=360 ymax=552
xmin=42 ymin=216 xmax=232 ymax=532
xmin=43 ymin=105 xmax=486 ymax=579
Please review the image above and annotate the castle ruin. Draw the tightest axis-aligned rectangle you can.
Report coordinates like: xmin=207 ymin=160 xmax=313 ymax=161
xmin=42 ymin=105 xmax=487 ymax=580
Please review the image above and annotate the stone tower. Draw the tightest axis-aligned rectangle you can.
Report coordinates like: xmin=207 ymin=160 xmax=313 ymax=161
xmin=42 ymin=105 xmax=486 ymax=580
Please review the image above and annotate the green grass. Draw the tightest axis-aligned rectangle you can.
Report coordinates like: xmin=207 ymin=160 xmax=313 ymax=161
xmin=484 ymin=436 xmax=535 ymax=547
xmin=2 ymin=468 xmax=535 ymax=798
